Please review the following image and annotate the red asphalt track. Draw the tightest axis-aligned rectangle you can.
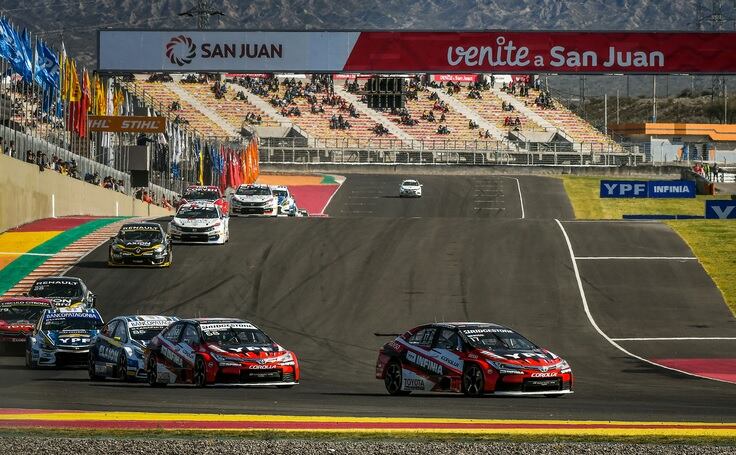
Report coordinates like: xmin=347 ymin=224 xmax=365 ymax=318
xmin=288 ymin=185 xmax=340 ymax=215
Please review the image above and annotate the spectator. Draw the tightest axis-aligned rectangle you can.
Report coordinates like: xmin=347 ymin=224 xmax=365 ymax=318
xmin=25 ymin=150 xmax=34 ymax=163
xmin=6 ymin=141 xmax=14 ymax=158
xmin=0 ymin=138 xmax=4 ymax=155
xmin=142 ymin=191 xmax=153 ymax=204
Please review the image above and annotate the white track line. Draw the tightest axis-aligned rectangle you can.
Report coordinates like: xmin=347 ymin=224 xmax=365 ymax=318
xmin=575 ymin=256 xmax=697 ymax=261
xmin=320 ymin=177 xmax=345 ymax=215
xmin=612 ymin=337 xmax=736 ymax=341
xmin=494 ymin=176 xmax=524 ymax=219
xmin=554 ymin=218 xmax=735 ymax=385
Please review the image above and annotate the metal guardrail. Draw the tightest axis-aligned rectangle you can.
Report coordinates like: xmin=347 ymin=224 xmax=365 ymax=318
xmin=259 ymin=147 xmax=646 ymax=167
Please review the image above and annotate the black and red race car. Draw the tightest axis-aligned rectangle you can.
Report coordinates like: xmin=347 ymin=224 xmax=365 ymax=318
xmin=0 ymin=298 xmax=53 ymax=352
xmin=375 ymin=322 xmax=573 ymax=397
xmin=177 ymin=185 xmax=230 ymax=215
xmin=145 ymin=318 xmax=299 ymax=387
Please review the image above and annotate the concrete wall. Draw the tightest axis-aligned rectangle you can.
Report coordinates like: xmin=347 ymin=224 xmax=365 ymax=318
xmin=0 ymin=154 xmax=171 ymax=232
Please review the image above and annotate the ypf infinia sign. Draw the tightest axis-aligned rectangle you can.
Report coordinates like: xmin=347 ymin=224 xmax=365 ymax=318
xmin=98 ymin=30 xmax=736 ymax=73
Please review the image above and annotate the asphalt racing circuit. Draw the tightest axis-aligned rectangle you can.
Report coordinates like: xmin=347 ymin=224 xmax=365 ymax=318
xmin=1 ymin=174 xmax=736 ymax=423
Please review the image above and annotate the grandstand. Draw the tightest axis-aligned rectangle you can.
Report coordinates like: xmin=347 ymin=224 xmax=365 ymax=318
xmin=446 ymin=85 xmax=545 ymax=135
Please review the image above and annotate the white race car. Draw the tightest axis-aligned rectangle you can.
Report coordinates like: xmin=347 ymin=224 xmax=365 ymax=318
xmin=271 ymin=185 xmax=298 ymax=216
xmin=230 ymin=184 xmax=279 ymax=217
xmin=399 ymin=179 xmax=423 ymax=197
xmin=168 ymin=202 xmax=229 ymax=244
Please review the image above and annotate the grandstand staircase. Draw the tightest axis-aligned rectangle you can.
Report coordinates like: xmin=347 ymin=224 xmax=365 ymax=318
xmin=427 ymin=87 xmax=512 ymax=147
xmin=166 ymin=83 xmax=240 ymax=137
xmin=238 ymin=87 xmax=316 ymax=143
xmin=488 ymin=87 xmax=575 ymax=145
xmin=332 ymin=86 xmax=415 ymax=142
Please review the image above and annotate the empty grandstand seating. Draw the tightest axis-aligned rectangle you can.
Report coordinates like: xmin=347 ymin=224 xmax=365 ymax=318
xmin=131 ymin=80 xmax=230 ymax=137
xmin=364 ymin=88 xmax=485 ymax=144
xmin=177 ymin=82 xmax=279 ymax=132
xmin=446 ymin=86 xmax=545 ymax=135
xmin=506 ymin=86 xmax=617 ymax=148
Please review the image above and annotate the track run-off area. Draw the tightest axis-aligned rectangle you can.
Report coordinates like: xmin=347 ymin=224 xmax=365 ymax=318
xmin=1 ymin=174 xmax=735 ymax=427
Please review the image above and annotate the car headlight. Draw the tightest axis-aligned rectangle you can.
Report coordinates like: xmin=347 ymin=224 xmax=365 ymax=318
xmin=267 ymin=352 xmax=294 ymax=364
xmin=557 ymin=360 xmax=570 ymax=370
xmin=212 ymin=353 xmax=241 ymax=366
xmin=111 ymin=243 xmax=123 ymax=251
xmin=170 ymin=220 xmax=181 ymax=229
xmin=488 ymin=361 xmax=522 ymax=370
xmin=153 ymin=245 xmax=166 ymax=253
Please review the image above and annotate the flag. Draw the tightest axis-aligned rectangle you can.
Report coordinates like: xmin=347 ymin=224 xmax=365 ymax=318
xmin=0 ymin=20 xmax=32 ymax=82
xmin=17 ymin=28 xmax=33 ymax=82
xmin=113 ymin=87 xmax=123 ymax=115
xmin=34 ymin=40 xmax=58 ymax=89
xmin=64 ymin=57 xmax=80 ymax=102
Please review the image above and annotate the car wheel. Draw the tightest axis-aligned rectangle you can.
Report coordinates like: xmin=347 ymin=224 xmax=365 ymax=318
xmin=25 ymin=350 xmax=37 ymax=369
xmin=384 ymin=361 xmax=410 ymax=396
xmin=88 ymin=355 xmax=104 ymax=381
xmin=147 ymin=355 xmax=166 ymax=387
xmin=117 ymin=353 xmax=129 ymax=382
xmin=193 ymin=356 xmax=207 ymax=387
xmin=462 ymin=364 xmax=485 ymax=397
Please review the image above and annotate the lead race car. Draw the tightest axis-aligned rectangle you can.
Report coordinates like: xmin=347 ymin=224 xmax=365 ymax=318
xmin=108 ymin=222 xmax=172 ymax=267
xmin=145 ymin=318 xmax=299 ymax=387
xmin=230 ymin=184 xmax=278 ymax=217
xmin=376 ymin=322 xmax=573 ymax=397
xmin=168 ymin=202 xmax=230 ymax=244
xmin=399 ymin=179 xmax=423 ymax=197
xmin=26 ymin=276 xmax=96 ymax=309
xmin=89 ymin=315 xmax=179 ymax=381
xmin=26 ymin=308 xmax=103 ymax=368
xmin=0 ymin=298 xmax=53 ymax=353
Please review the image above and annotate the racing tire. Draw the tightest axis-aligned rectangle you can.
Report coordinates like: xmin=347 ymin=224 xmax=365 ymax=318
xmin=384 ymin=360 xmax=410 ymax=396
xmin=88 ymin=355 xmax=105 ymax=381
xmin=25 ymin=350 xmax=37 ymax=369
xmin=117 ymin=353 xmax=130 ymax=382
xmin=147 ymin=355 xmax=166 ymax=387
xmin=462 ymin=364 xmax=485 ymax=397
xmin=193 ymin=356 xmax=207 ymax=388
xmin=165 ymin=249 xmax=173 ymax=267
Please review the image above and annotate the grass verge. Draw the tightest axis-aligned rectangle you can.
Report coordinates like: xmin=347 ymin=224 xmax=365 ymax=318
xmin=560 ymin=176 xmax=727 ymax=219
xmin=560 ymin=175 xmax=736 ymax=314
xmin=666 ymin=220 xmax=736 ymax=316
xmin=0 ymin=428 xmax=734 ymax=446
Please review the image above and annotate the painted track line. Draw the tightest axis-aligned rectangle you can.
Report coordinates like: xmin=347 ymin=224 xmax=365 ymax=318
xmin=575 ymin=256 xmax=697 ymax=260
xmin=554 ymin=219 xmax=736 ymax=386
xmin=613 ymin=337 xmax=736 ymax=341
xmin=319 ymin=174 xmax=345 ymax=215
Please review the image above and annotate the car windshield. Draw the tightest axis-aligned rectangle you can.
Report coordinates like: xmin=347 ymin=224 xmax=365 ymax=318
xmin=119 ymin=229 xmax=162 ymax=242
xmin=236 ymin=186 xmax=271 ymax=196
xmin=461 ymin=327 xmax=537 ymax=351
xmin=403 ymin=181 xmax=418 ymax=186
xmin=184 ymin=189 xmax=219 ymax=201
xmin=0 ymin=305 xmax=48 ymax=323
xmin=176 ymin=207 xmax=219 ymax=219
xmin=272 ymin=189 xmax=288 ymax=198
xmin=29 ymin=281 xmax=83 ymax=298
xmin=42 ymin=315 xmax=102 ymax=331
xmin=201 ymin=324 xmax=273 ymax=347
xmin=129 ymin=327 xmax=165 ymax=342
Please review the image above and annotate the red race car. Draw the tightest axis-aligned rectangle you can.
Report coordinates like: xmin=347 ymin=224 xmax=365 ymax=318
xmin=178 ymin=185 xmax=230 ymax=214
xmin=376 ymin=322 xmax=573 ymax=397
xmin=145 ymin=318 xmax=299 ymax=387
xmin=0 ymin=298 xmax=53 ymax=352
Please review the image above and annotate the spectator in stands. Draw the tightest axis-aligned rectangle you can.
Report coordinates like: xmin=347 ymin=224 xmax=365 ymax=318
xmin=142 ymin=191 xmax=153 ymax=204
xmin=330 ymin=114 xmax=338 ymax=129
xmin=161 ymin=195 xmax=173 ymax=210
xmin=25 ymin=150 xmax=34 ymax=163
xmin=713 ymin=163 xmax=722 ymax=182
xmin=36 ymin=152 xmax=46 ymax=172
xmin=514 ymin=116 xmax=521 ymax=127
xmin=0 ymin=138 xmax=4 ymax=155
xmin=440 ymin=112 xmax=446 ymax=122
xmin=5 ymin=140 xmax=14 ymax=158
xmin=427 ymin=111 xmax=435 ymax=122
xmin=468 ymin=120 xmax=478 ymax=130
xmin=170 ymin=100 xmax=181 ymax=111
xmin=437 ymin=125 xmax=451 ymax=135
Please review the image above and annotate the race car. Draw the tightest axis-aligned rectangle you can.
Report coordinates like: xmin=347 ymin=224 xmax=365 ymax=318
xmin=145 ymin=318 xmax=299 ymax=387
xmin=168 ymin=202 xmax=230 ymax=244
xmin=270 ymin=185 xmax=298 ymax=216
xmin=0 ymin=298 xmax=53 ymax=353
xmin=25 ymin=308 xmax=103 ymax=368
xmin=89 ymin=315 xmax=179 ymax=381
xmin=375 ymin=322 xmax=573 ymax=397
xmin=178 ymin=185 xmax=230 ymax=214
xmin=399 ymin=179 xmax=423 ymax=197
xmin=230 ymin=184 xmax=278 ymax=217
xmin=108 ymin=222 xmax=172 ymax=267
xmin=27 ymin=276 xmax=96 ymax=309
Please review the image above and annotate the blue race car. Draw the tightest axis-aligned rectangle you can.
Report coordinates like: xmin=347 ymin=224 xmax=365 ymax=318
xmin=25 ymin=308 xmax=103 ymax=368
xmin=89 ymin=315 xmax=179 ymax=381
xmin=271 ymin=185 xmax=298 ymax=216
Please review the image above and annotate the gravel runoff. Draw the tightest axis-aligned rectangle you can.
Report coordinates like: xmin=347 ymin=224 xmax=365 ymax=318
xmin=1 ymin=437 xmax=735 ymax=455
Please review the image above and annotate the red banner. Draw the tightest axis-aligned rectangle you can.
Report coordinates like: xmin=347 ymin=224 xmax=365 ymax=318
xmin=432 ymin=74 xmax=479 ymax=82
xmin=343 ymin=32 xmax=736 ymax=74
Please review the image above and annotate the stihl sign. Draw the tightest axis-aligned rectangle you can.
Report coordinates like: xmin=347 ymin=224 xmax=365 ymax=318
xmin=100 ymin=30 xmax=736 ymax=74
xmin=88 ymin=116 xmax=166 ymax=133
